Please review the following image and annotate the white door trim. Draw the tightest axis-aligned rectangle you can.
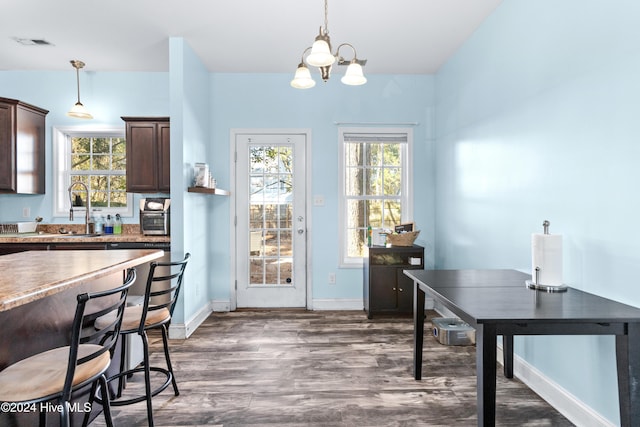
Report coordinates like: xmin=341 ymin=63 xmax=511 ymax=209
xmin=229 ymin=128 xmax=313 ymax=311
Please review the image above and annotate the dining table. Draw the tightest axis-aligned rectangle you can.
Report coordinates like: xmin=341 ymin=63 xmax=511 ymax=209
xmin=405 ymin=268 xmax=640 ymax=427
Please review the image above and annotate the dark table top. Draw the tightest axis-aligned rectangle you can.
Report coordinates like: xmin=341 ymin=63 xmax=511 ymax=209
xmin=405 ymin=269 xmax=640 ymax=325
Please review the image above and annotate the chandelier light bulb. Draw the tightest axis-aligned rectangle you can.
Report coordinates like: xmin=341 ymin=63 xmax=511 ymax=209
xmin=290 ymin=64 xmax=316 ymax=89
xmin=341 ymin=61 xmax=367 ymax=86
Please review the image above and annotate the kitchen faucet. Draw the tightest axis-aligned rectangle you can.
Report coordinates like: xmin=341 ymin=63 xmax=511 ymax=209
xmin=67 ymin=181 xmax=91 ymax=234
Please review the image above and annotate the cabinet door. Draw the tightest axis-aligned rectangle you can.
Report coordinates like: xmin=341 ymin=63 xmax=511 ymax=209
xmin=0 ymin=102 xmax=14 ymax=191
xmin=370 ymin=266 xmax=398 ymax=311
xmin=126 ymin=122 xmax=158 ymax=192
xmin=396 ymin=269 xmax=416 ymax=312
xmin=157 ymin=122 xmax=171 ymax=192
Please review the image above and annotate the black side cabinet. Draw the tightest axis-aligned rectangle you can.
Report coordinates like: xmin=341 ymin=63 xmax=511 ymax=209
xmin=363 ymin=245 xmax=424 ymax=318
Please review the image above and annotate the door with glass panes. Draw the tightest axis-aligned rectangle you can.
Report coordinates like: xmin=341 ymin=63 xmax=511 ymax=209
xmin=235 ymin=133 xmax=307 ymax=307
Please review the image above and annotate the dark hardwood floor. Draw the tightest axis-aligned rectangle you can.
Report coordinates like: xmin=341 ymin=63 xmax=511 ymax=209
xmin=91 ymin=310 xmax=574 ymax=426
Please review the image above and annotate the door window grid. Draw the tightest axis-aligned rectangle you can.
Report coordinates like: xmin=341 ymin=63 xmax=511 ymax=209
xmin=248 ymin=145 xmax=294 ymax=286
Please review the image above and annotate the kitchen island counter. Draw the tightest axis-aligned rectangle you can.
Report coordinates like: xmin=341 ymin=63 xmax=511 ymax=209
xmin=0 ymin=249 xmax=163 ymax=312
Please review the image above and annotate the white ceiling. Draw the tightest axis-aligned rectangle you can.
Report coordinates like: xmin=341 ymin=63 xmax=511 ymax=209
xmin=1 ymin=0 xmax=502 ymax=74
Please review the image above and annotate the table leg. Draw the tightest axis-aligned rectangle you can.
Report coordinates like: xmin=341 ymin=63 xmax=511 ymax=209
xmin=616 ymin=322 xmax=640 ymax=427
xmin=476 ymin=323 xmax=497 ymax=427
xmin=413 ymin=281 xmax=426 ymax=380
xmin=503 ymin=334 xmax=514 ymax=379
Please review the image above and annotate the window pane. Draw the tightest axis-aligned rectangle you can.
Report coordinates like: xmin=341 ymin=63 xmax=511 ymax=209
xmin=368 ymin=200 xmax=383 ymax=228
xmin=93 ymin=138 xmax=110 ymax=154
xmin=383 ymin=144 xmax=401 ymax=166
xmin=71 ymin=155 xmax=91 ymax=171
xmin=383 ymin=201 xmax=402 ymax=226
xmin=364 ymin=168 xmax=382 ymax=196
xmin=366 ymin=143 xmax=382 ymax=167
xmin=113 ymin=138 xmax=126 ymax=155
xmin=71 ymin=137 xmax=90 ymax=153
xmin=112 ymin=155 xmax=126 ymax=171
xmin=346 ymin=199 xmax=366 ymax=229
xmin=111 ymin=175 xmax=126 ymax=191
xmin=346 ymin=228 xmax=365 ymax=258
xmin=279 ymin=146 xmax=293 ymax=173
xmin=110 ymin=191 xmax=127 ymax=208
xmin=345 ymin=166 xmax=363 ymax=196
xmin=383 ymin=167 xmax=402 ymax=195
xmin=91 ymin=191 xmax=109 ymax=208
xmin=93 ymin=154 xmax=110 ymax=170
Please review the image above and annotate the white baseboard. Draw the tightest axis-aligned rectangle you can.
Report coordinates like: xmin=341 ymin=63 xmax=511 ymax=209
xmin=497 ymin=345 xmax=615 ymax=427
xmin=311 ymin=298 xmax=364 ymax=311
xmin=169 ymin=301 xmax=213 ymax=339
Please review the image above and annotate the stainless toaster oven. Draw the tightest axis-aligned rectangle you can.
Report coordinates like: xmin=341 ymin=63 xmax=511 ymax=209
xmin=140 ymin=198 xmax=170 ymax=235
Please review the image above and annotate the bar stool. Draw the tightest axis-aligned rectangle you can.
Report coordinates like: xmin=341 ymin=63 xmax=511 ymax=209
xmin=95 ymin=253 xmax=190 ymax=426
xmin=0 ymin=268 xmax=136 ymax=427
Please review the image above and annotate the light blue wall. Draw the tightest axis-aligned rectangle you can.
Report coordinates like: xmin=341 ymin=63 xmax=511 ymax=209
xmin=0 ymin=71 xmax=169 ymax=223
xmin=208 ymin=73 xmax=435 ymax=303
xmin=168 ymin=38 xmax=213 ymax=328
xmin=434 ymin=0 xmax=640 ymax=423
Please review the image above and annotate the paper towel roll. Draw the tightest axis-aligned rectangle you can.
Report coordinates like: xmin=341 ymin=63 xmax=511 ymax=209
xmin=531 ymin=233 xmax=563 ymax=286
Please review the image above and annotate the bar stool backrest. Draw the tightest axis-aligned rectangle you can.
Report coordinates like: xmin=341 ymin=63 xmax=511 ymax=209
xmin=62 ymin=267 xmax=136 ymax=403
xmin=138 ymin=253 xmax=191 ymax=334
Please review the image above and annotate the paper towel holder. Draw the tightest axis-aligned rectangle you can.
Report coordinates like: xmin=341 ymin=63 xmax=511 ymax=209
xmin=526 ymin=266 xmax=568 ymax=292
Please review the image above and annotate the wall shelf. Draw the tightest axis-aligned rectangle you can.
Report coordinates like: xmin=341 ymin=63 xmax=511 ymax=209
xmin=187 ymin=187 xmax=230 ymax=196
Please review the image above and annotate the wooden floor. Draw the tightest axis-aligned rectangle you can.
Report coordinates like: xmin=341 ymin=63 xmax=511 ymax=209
xmin=91 ymin=310 xmax=574 ymax=426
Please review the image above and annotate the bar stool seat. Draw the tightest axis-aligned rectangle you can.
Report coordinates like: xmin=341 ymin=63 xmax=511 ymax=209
xmin=0 ymin=345 xmax=110 ymax=402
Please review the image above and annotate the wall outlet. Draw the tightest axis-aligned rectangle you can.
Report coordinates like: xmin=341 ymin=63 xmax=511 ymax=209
xmin=22 ymin=207 xmax=30 ymax=218
xmin=328 ymin=272 xmax=336 ymax=284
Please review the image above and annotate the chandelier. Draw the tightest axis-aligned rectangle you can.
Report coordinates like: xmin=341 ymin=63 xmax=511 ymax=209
xmin=290 ymin=0 xmax=367 ymax=89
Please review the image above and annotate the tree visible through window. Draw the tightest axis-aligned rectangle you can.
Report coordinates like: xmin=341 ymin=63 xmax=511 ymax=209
xmin=340 ymin=130 xmax=411 ymax=264
xmin=53 ymin=127 xmax=132 ymax=218
xmin=69 ymin=136 xmax=127 ymax=208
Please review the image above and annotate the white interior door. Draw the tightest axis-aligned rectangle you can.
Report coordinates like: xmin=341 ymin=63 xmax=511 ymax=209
xmin=235 ymin=133 xmax=307 ymax=307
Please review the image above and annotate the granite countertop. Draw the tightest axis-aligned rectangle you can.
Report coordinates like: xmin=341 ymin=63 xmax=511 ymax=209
xmin=0 ymin=223 xmax=170 ymax=244
xmin=0 ymin=249 xmax=164 ymax=311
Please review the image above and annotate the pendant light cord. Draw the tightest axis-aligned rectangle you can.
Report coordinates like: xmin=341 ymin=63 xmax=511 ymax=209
xmin=75 ymin=66 xmax=81 ymax=103
xmin=324 ymin=0 xmax=329 ymax=34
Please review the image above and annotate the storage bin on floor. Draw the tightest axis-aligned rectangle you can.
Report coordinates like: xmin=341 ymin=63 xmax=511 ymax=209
xmin=432 ymin=317 xmax=476 ymax=346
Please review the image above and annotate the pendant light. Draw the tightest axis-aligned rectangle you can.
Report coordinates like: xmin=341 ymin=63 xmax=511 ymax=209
xmin=291 ymin=0 xmax=367 ymax=89
xmin=67 ymin=60 xmax=93 ymax=119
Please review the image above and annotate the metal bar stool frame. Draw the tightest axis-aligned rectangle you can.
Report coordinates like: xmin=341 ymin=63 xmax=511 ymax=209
xmin=103 ymin=253 xmax=190 ymax=427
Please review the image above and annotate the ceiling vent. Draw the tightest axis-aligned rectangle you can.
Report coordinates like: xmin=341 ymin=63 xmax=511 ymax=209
xmin=12 ymin=37 xmax=54 ymax=46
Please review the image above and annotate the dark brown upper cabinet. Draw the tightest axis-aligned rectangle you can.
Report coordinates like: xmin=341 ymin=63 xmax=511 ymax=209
xmin=0 ymin=97 xmax=49 ymax=194
xmin=122 ymin=117 xmax=170 ymax=193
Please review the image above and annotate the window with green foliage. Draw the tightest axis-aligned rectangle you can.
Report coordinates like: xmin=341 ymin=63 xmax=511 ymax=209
xmin=53 ymin=127 xmax=133 ymax=218
xmin=339 ymin=129 xmax=413 ymax=265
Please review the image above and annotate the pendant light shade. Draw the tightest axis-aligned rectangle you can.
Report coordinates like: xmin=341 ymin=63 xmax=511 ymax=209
xmin=341 ymin=61 xmax=367 ymax=86
xmin=290 ymin=63 xmax=316 ymax=89
xmin=67 ymin=60 xmax=93 ymax=119
xmin=306 ymin=31 xmax=335 ymax=67
xmin=67 ymin=101 xmax=93 ymax=119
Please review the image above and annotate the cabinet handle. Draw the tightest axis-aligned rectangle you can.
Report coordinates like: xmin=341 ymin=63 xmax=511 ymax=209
xmin=392 ymin=287 xmax=396 ymax=291
xmin=398 ymin=288 xmax=403 ymax=292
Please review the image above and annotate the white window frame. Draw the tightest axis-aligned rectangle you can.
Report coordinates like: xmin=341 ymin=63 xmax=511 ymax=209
xmin=52 ymin=126 xmax=133 ymax=218
xmin=338 ymin=127 xmax=414 ymax=267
